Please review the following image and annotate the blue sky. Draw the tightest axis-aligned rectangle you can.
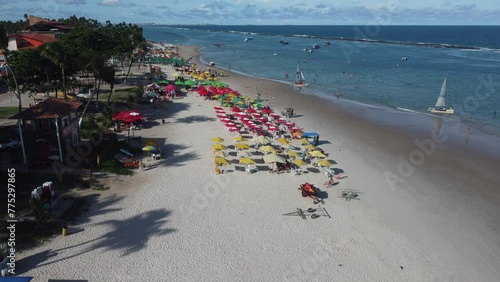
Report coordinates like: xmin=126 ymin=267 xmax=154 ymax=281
xmin=2 ymin=0 xmax=500 ymax=25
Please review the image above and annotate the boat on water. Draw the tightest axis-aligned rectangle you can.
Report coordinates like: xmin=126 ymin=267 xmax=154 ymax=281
xmin=428 ymin=78 xmax=454 ymax=114
xmin=293 ymin=61 xmax=308 ymax=88
xmin=302 ymin=48 xmax=313 ymax=53
xmin=311 ymin=44 xmax=320 ymax=49
xmin=323 ymin=41 xmax=331 ymax=46
xmin=279 ymin=40 xmax=289 ymax=45
xmin=244 ymin=37 xmax=253 ymax=42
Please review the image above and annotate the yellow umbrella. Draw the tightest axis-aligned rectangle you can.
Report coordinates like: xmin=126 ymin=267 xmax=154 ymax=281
xmin=318 ymin=159 xmax=333 ymax=167
xmin=144 ymin=139 xmax=158 ymax=146
xmin=211 ymin=137 xmax=225 ymax=143
xmin=276 ymin=137 xmax=290 ymax=145
xmin=214 ymin=157 xmax=230 ymax=165
xmin=287 ymin=150 xmax=299 ymax=158
xmin=263 ymin=153 xmax=286 ymax=163
xmin=304 ymin=144 xmax=317 ymax=151
xmin=309 ymin=150 xmax=326 ymax=158
xmin=213 ymin=144 xmax=227 ymax=151
xmin=293 ymin=159 xmax=307 ymax=167
xmin=298 ymin=138 xmax=310 ymax=145
xmin=239 ymin=157 xmax=255 ymax=165
xmin=259 ymin=145 xmax=276 ymax=154
xmin=235 ymin=143 xmax=250 ymax=150
xmin=233 ymin=136 xmax=248 ymax=142
xmin=253 ymin=135 xmax=271 ymax=145
xmin=293 ymin=131 xmax=303 ymax=137
xmin=214 ymin=151 xmax=229 ymax=157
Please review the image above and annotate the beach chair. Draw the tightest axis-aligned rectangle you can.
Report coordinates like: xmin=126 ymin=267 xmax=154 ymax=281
xmin=246 ymin=165 xmax=258 ymax=174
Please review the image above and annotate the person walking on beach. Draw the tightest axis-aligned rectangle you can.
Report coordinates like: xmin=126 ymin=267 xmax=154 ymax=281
xmin=336 ymin=90 xmax=341 ymax=100
xmin=229 ymin=65 xmax=231 ymax=71
xmin=466 ymin=127 xmax=471 ymax=144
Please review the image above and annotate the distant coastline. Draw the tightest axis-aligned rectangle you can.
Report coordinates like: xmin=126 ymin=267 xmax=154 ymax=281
xmin=144 ymin=24 xmax=499 ymax=51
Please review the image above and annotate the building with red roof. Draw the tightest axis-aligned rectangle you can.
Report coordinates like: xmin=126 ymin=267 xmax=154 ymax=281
xmin=11 ymin=98 xmax=82 ymax=164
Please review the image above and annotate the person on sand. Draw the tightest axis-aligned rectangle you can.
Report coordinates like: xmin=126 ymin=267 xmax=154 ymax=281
xmin=324 ymin=177 xmax=335 ymax=187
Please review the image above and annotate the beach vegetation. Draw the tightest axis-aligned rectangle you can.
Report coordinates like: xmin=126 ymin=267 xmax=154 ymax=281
xmin=1 ymin=15 xmax=146 ymax=117
xmin=0 ymin=107 xmax=18 ymax=119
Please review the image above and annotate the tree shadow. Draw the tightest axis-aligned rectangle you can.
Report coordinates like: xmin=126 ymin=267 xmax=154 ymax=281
xmin=17 ymin=209 xmax=175 ymax=273
xmin=175 ymin=115 xmax=216 ymax=124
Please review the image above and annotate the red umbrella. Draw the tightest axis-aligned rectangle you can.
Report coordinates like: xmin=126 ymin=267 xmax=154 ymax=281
xmin=247 ymin=108 xmax=257 ymax=113
xmin=113 ymin=111 xmax=129 ymax=121
xmin=261 ymin=108 xmax=273 ymax=114
xmin=165 ymin=84 xmax=176 ymax=91
xmin=231 ymin=107 xmax=241 ymax=112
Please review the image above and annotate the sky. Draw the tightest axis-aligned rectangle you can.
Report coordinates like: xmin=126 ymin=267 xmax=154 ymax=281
xmin=2 ymin=0 xmax=500 ymax=25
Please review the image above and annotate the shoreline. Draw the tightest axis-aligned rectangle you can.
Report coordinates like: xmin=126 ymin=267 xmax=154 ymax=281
xmin=185 ymin=44 xmax=500 ymax=277
xmin=16 ymin=42 xmax=500 ymax=281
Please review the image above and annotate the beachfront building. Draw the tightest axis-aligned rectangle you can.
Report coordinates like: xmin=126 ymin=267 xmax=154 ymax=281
xmin=22 ymin=15 xmax=72 ymax=36
xmin=11 ymin=98 xmax=82 ymax=164
xmin=7 ymin=33 xmax=57 ymax=51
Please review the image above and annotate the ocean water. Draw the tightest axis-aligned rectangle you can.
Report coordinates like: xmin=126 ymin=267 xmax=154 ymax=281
xmin=142 ymin=25 xmax=500 ymax=136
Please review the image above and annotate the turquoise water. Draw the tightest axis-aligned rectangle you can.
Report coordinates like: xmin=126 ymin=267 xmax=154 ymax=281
xmin=142 ymin=26 xmax=500 ymax=136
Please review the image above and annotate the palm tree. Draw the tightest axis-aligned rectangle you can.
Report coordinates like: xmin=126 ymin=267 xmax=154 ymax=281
xmin=40 ymin=41 xmax=68 ymax=99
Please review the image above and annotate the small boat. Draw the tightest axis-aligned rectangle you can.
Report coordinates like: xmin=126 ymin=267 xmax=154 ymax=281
xmin=302 ymin=49 xmax=313 ymax=53
xmin=293 ymin=60 xmax=308 ymax=88
xmin=311 ymin=44 xmax=320 ymax=49
xmin=401 ymin=57 xmax=408 ymax=61
xmin=323 ymin=41 xmax=331 ymax=46
xmin=244 ymin=37 xmax=253 ymax=42
xmin=279 ymin=40 xmax=289 ymax=45
xmin=428 ymin=78 xmax=454 ymax=114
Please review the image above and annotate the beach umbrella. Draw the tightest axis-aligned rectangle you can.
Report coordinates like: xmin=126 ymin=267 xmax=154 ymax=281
xmin=213 ymin=144 xmax=227 ymax=151
xmin=252 ymin=135 xmax=271 ymax=145
xmin=144 ymin=139 xmax=158 ymax=146
xmin=235 ymin=143 xmax=250 ymax=150
xmin=261 ymin=108 xmax=273 ymax=114
xmin=276 ymin=137 xmax=290 ymax=145
xmin=298 ymin=138 xmax=310 ymax=145
xmin=231 ymin=107 xmax=241 ymax=112
xmin=293 ymin=159 xmax=307 ymax=167
xmin=214 ymin=157 xmax=230 ymax=165
xmin=174 ymin=80 xmax=185 ymax=86
xmin=165 ymin=84 xmax=176 ymax=91
xmin=293 ymin=131 xmax=303 ymax=137
xmin=259 ymin=145 xmax=276 ymax=154
xmin=318 ymin=159 xmax=333 ymax=167
xmin=309 ymin=150 xmax=326 ymax=158
xmin=233 ymin=136 xmax=248 ymax=142
xmin=304 ymin=144 xmax=317 ymax=151
xmin=214 ymin=151 xmax=229 ymax=157
xmin=287 ymin=150 xmax=299 ymax=158
xmin=211 ymin=137 xmax=225 ymax=143
xmin=142 ymin=145 xmax=156 ymax=151
xmin=185 ymin=80 xmax=197 ymax=86
xmin=263 ymin=153 xmax=286 ymax=164
xmin=239 ymin=157 xmax=255 ymax=165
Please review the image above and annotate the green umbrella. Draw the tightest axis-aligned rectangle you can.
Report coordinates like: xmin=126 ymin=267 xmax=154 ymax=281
xmin=174 ymin=80 xmax=185 ymax=85
xmin=185 ymin=80 xmax=197 ymax=86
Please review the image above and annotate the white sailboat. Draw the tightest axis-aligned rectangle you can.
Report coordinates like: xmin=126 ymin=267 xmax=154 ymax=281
xmin=293 ymin=61 xmax=307 ymax=88
xmin=428 ymin=78 xmax=454 ymax=114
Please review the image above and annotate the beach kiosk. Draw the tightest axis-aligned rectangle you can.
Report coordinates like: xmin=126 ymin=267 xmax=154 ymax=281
xmin=303 ymin=132 xmax=319 ymax=146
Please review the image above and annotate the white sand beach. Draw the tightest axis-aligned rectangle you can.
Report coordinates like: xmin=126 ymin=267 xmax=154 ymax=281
xmin=16 ymin=45 xmax=500 ymax=282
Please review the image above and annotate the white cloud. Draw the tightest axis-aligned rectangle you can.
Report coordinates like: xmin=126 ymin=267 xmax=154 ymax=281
xmin=99 ymin=0 xmax=121 ymax=6
xmin=56 ymin=0 xmax=86 ymax=5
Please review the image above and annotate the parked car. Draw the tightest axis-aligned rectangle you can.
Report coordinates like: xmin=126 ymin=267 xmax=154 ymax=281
xmin=0 ymin=139 xmax=20 ymax=150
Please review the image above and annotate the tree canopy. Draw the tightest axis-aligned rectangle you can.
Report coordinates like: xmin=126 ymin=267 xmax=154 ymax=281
xmin=1 ymin=15 xmax=146 ymax=101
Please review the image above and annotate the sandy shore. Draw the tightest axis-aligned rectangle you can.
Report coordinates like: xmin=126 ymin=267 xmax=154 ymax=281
xmin=16 ymin=44 xmax=500 ymax=281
